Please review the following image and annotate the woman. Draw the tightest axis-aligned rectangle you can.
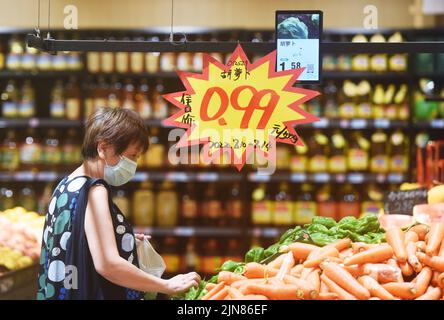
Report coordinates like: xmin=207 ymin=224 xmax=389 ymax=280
xmin=37 ymin=107 xmax=200 ymax=300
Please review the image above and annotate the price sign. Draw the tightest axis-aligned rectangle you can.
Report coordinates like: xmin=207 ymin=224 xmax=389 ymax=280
xmin=163 ymin=45 xmax=320 ymax=170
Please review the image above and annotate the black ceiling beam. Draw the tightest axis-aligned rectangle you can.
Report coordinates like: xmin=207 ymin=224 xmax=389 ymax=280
xmin=26 ymin=34 xmax=444 ymax=54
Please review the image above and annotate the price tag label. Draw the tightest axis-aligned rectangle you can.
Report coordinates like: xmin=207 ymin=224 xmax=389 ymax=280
xmin=350 ymin=119 xmax=367 ymax=129
xmin=133 ymin=172 xmax=149 ymax=181
xmin=174 ymin=227 xmax=195 ymax=237
xmin=339 ymin=119 xmax=350 ymax=128
xmin=166 ymin=172 xmax=190 ymax=182
xmin=348 ymin=173 xmax=364 ymax=184
xmin=262 ymin=228 xmax=279 ymax=238
xmin=291 ymin=173 xmax=307 ymax=182
xmin=388 ymin=173 xmax=404 ymax=183
xmin=431 ymin=119 xmax=444 ymax=128
xmin=249 ymin=173 xmax=271 ymax=182
xmin=313 ymin=118 xmax=329 ymax=128
xmin=374 ymin=119 xmax=390 ymax=128
xmin=37 ymin=172 xmax=58 ymax=181
xmin=196 ymin=172 xmax=219 ymax=182
xmin=14 ymin=172 xmax=35 ymax=181
xmin=312 ymin=173 xmax=330 ymax=183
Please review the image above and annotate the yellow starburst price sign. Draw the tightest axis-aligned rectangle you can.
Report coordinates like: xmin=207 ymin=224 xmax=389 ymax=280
xmin=162 ymin=45 xmax=320 ymax=170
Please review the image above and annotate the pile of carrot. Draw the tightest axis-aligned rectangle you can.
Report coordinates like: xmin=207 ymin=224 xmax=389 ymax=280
xmin=201 ymin=221 xmax=444 ymax=300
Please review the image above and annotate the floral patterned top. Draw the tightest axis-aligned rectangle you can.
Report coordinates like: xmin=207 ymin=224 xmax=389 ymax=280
xmin=36 ymin=176 xmax=142 ymax=300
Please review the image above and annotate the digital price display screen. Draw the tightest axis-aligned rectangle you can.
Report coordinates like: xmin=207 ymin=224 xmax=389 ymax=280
xmin=276 ymin=10 xmax=323 ymax=83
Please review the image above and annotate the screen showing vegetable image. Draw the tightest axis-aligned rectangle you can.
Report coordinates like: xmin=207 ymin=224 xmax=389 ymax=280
xmin=276 ymin=10 xmax=322 ymax=82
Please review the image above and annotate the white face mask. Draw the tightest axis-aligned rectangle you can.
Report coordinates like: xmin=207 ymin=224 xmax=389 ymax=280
xmin=104 ymin=155 xmax=137 ymax=186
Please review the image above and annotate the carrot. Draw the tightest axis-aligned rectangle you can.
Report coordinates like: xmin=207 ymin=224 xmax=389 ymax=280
xmin=317 ymin=292 xmax=339 ymax=300
xmin=322 ymin=262 xmax=371 ymax=300
xmin=218 ymin=271 xmax=246 ymax=285
xmin=358 ymin=276 xmax=396 ymax=300
xmin=276 ymin=252 xmax=295 ymax=281
xmin=363 ymin=263 xmax=401 ymax=284
xmin=406 ymin=242 xmax=422 ymax=273
xmin=267 ymin=253 xmax=286 ymax=269
xmin=300 ymin=267 xmax=314 ymax=280
xmin=306 ymin=270 xmax=321 ymax=293
xmin=201 ymin=281 xmax=226 ymax=300
xmin=243 ymin=262 xmax=279 ymax=279
xmin=382 ymin=282 xmax=417 ymax=300
xmin=410 ymin=224 xmax=430 ymax=241
xmin=416 ymin=241 xmax=426 ymax=252
xmin=369 ymin=297 xmax=381 ymax=300
xmin=426 ymin=222 xmax=444 ymax=256
xmin=206 ymin=283 xmax=216 ymax=291
xmin=439 ymin=240 xmax=444 ymax=256
xmin=352 ymin=242 xmax=378 ymax=254
xmin=286 ymin=242 xmax=319 ymax=260
xmin=415 ymin=286 xmax=442 ymax=300
xmin=437 ymin=273 xmax=444 ymax=289
xmin=416 ymin=252 xmax=444 ymax=272
xmin=412 ymin=266 xmax=433 ymax=296
xmin=404 ymin=230 xmax=419 ymax=244
xmin=243 ymin=283 xmax=303 ymax=300
xmin=385 ymin=227 xmax=407 ymax=263
xmin=344 ymin=244 xmax=393 ymax=266
xmin=320 ymin=274 xmax=358 ymax=300
xmin=326 ymin=238 xmax=352 ymax=252
xmin=387 ymin=259 xmax=404 ymax=282
xmin=240 ymin=294 xmax=269 ymax=300
xmin=290 ymin=264 xmax=304 ymax=277
xmin=228 ymin=287 xmax=245 ymax=300
xmin=343 ymin=264 xmax=363 ymax=278
xmin=431 ymin=271 xmax=440 ymax=287
xmin=231 ymin=278 xmax=267 ymax=289
xmin=303 ymin=246 xmax=340 ymax=268
xmin=323 ymin=256 xmax=343 ymax=264
xmin=399 ymin=261 xmax=414 ymax=277
xmin=320 ymin=280 xmax=329 ymax=293
xmin=339 ymin=248 xmax=354 ymax=259
xmin=282 ymin=275 xmax=319 ymax=299
xmin=209 ymin=286 xmax=229 ymax=300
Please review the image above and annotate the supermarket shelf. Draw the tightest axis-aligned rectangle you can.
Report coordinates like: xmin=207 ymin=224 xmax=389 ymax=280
xmin=0 ymin=70 xmax=83 ymax=78
xmin=0 ymin=118 xmax=84 ymax=128
xmin=133 ymin=226 xmax=288 ymax=238
xmin=322 ymin=71 xmax=410 ymax=80
xmin=248 ymin=172 xmax=406 ymax=184
xmin=299 ymin=118 xmax=409 ymax=129
xmin=414 ymin=119 xmax=444 ymax=129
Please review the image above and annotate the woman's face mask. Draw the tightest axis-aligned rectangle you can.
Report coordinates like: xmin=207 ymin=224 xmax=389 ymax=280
xmin=104 ymin=155 xmax=137 ymax=186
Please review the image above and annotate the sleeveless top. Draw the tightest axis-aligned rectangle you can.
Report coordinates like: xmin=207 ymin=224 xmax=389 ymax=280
xmin=36 ymin=176 xmax=142 ymax=300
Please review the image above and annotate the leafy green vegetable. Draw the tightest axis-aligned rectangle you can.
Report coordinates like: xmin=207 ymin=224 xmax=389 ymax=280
xmin=312 ymin=216 xmax=337 ymax=229
xmin=306 ymin=223 xmax=330 ymax=234
xmin=307 ymin=232 xmax=338 ymax=246
xmin=219 ymin=260 xmax=245 ymax=274
xmin=245 ymin=247 xmax=265 ymax=263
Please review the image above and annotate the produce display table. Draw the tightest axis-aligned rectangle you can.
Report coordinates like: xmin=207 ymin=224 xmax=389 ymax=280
xmin=0 ymin=264 xmax=39 ymax=300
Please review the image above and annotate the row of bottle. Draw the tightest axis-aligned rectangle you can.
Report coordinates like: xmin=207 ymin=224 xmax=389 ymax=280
xmin=323 ymin=32 xmax=408 ymax=72
xmin=0 ymin=35 xmax=83 ymax=71
xmin=115 ymin=182 xmax=245 ymax=227
xmin=0 ymin=183 xmax=54 ymax=213
xmin=1 ymin=80 xmax=38 ymax=118
xmin=0 ymin=129 xmax=82 ymax=171
xmin=251 ymin=182 xmax=386 ymax=226
xmin=311 ymin=81 xmax=409 ymax=120
xmin=277 ymin=129 xmax=409 ymax=174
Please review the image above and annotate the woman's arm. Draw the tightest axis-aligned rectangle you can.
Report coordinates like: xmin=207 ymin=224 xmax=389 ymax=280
xmin=84 ymin=185 xmax=200 ymax=295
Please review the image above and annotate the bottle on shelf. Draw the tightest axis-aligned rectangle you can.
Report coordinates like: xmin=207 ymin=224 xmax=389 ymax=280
xmin=115 ymin=36 xmax=130 ymax=73
xmin=0 ymin=41 xmax=4 ymax=70
xmin=94 ymin=76 xmax=109 ymax=110
xmin=108 ymin=76 xmax=122 ymax=108
xmin=351 ymin=34 xmax=369 ymax=71
xmin=224 ymin=238 xmax=244 ymax=263
xmin=1 ymin=130 xmax=20 ymax=171
xmin=372 ymin=84 xmax=385 ymax=119
xmin=200 ymin=238 xmax=222 ymax=275
xmin=388 ymin=32 xmax=407 ymax=72
xmin=181 ymin=183 xmax=199 ymax=226
xmin=338 ymin=183 xmax=361 ymax=220
xmin=145 ymin=36 xmax=160 ymax=73
xmin=42 ymin=129 xmax=62 ymax=169
xmin=100 ymin=38 xmax=115 ymax=73
xmin=51 ymin=33 xmax=68 ymax=71
xmin=276 ymin=145 xmax=290 ymax=170
xmin=83 ymin=78 xmax=96 ymax=119
xmin=274 ymin=182 xmax=293 ymax=227
xmin=290 ymin=142 xmax=308 ymax=173
xmin=201 ymin=183 xmax=224 ymax=226
xmin=135 ymin=79 xmax=152 ymax=119
xmin=160 ymin=36 xmax=176 ymax=72
xmin=323 ymin=81 xmax=339 ymax=119
xmin=185 ymin=238 xmax=199 ymax=273
xmin=369 ymin=34 xmax=387 ymax=72
xmin=19 ymin=80 xmax=36 ymax=118
xmin=192 ymin=36 xmax=204 ymax=72
xmin=65 ymin=77 xmax=82 ymax=120
xmin=1 ymin=80 xmax=19 ymax=118
xmin=389 ymin=129 xmax=409 ymax=173
xmin=156 ymin=181 xmax=178 ymax=227
xmin=370 ymin=130 xmax=389 ymax=174
xmin=130 ymin=36 xmax=145 ymax=73
xmin=21 ymin=43 xmax=37 ymax=71
xmin=50 ymin=80 xmax=65 ymax=118
xmin=145 ymin=127 xmax=164 ymax=167
xmin=62 ymin=128 xmax=82 ymax=168
xmin=337 ymin=35 xmax=352 ymax=71
xmin=19 ymin=128 xmax=42 ymax=172
xmin=329 ymin=130 xmax=347 ymax=174
xmin=18 ymin=186 xmax=37 ymax=212
xmin=394 ymin=84 xmax=409 ymax=121
xmin=347 ymin=131 xmax=369 ymax=172
xmin=361 ymin=183 xmax=384 ymax=217
xmin=316 ymin=184 xmax=338 ymax=221
xmin=113 ymin=189 xmax=131 ymax=219
xmin=66 ymin=33 xmax=83 ymax=71
xmin=356 ymin=80 xmax=372 ymax=119
xmin=162 ymin=237 xmax=181 ymax=274
xmin=339 ymin=80 xmax=357 ymax=119
xmin=121 ymin=79 xmax=135 ymax=110
xmin=37 ymin=51 xmax=52 ymax=71
xmin=307 ymin=130 xmax=329 ymax=173
xmin=294 ymin=183 xmax=317 ymax=225
xmin=225 ymin=182 xmax=244 ymax=227
xmin=384 ymin=84 xmax=397 ymax=120
xmin=6 ymin=35 xmax=23 ymax=70
xmin=153 ymin=81 xmax=168 ymax=119
xmin=176 ymin=36 xmax=193 ymax=71
xmin=133 ymin=182 xmax=155 ymax=226
xmin=251 ymin=183 xmax=273 ymax=226
xmin=86 ymin=36 xmax=101 ymax=73
xmin=0 ymin=188 xmax=15 ymax=211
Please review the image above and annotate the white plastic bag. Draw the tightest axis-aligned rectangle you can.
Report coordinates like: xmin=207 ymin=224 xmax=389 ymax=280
xmin=136 ymin=238 xmax=166 ymax=299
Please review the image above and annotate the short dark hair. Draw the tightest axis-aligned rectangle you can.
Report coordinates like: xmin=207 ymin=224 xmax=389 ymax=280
xmin=82 ymin=107 xmax=150 ymax=160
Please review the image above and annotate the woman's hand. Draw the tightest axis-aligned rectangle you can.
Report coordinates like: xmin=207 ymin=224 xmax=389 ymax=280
xmin=135 ymin=233 xmax=151 ymax=241
xmin=164 ymin=272 xmax=201 ymax=296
